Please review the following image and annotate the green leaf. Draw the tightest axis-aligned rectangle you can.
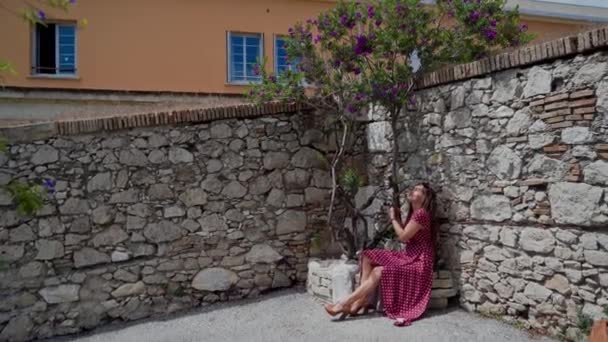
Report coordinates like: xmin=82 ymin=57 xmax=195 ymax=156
xmin=339 ymin=167 xmax=363 ymax=194
xmin=0 ymin=136 xmax=7 ymax=153
xmin=5 ymin=180 xmax=46 ymax=216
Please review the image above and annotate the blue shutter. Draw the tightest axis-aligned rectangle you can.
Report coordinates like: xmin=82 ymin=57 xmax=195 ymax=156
xmin=57 ymin=25 xmax=76 ymax=74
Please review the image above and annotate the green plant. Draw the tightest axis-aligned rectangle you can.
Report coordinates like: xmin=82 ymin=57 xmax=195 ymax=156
xmin=0 ymin=135 xmax=7 ymax=152
xmin=576 ymin=308 xmax=594 ymax=337
xmin=310 ymin=232 xmax=322 ymax=249
xmin=0 ymin=135 xmax=55 ymax=216
xmin=339 ymin=167 xmax=363 ymax=195
xmin=5 ymin=180 xmax=46 ymax=215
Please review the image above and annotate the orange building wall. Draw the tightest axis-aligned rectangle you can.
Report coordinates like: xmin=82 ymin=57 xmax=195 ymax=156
xmin=0 ymin=0 xmax=594 ymax=94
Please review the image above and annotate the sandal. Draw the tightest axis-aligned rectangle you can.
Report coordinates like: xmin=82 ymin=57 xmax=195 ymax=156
xmin=349 ymin=298 xmax=375 ymax=316
xmin=324 ymin=301 xmax=352 ymax=321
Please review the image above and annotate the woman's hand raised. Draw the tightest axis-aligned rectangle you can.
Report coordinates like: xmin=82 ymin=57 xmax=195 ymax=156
xmin=389 ymin=207 xmax=397 ymax=221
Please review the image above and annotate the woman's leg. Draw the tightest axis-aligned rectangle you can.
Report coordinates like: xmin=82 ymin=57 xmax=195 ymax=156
xmin=360 ymin=255 xmax=373 ymax=284
xmin=328 ymin=266 xmax=384 ymax=314
xmin=350 ymin=255 xmax=376 ymax=312
xmin=348 ymin=266 xmax=383 ymax=304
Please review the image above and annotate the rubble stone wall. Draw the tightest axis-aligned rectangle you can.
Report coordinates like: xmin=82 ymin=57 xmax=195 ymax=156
xmin=365 ymin=50 xmax=608 ymax=340
xmin=0 ymin=105 xmax=335 ymax=341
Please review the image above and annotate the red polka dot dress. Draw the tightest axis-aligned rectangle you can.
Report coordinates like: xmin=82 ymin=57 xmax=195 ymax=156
xmin=362 ymin=208 xmax=434 ymax=325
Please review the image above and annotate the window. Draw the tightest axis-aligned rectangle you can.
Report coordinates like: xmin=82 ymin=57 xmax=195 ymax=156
xmin=274 ymin=36 xmax=299 ymax=76
xmin=227 ymin=32 xmax=262 ymax=84
xmin=32 ymin=23 xmax=77 ymax=75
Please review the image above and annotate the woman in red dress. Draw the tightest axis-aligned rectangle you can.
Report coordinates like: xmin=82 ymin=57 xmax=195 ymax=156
xmin=325 ymin=182 xmax=437 ymax=326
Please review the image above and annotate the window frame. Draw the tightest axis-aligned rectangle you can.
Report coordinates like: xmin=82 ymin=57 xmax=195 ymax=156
xmin=226 ymin=31 xmax=264 ymax=85
xmin=30 ymin=21 xmax=78 ymax=78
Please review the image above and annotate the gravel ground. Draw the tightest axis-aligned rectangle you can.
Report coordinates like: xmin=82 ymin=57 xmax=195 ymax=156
xmin=54 ymin=289 xmax=556 ymax=342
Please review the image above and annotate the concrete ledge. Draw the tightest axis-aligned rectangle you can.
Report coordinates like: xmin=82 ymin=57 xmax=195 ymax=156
xmin=0 ymin=102 xmax=309 ymax=143
xmin=0 ymin=122 xmax=57 ymax=143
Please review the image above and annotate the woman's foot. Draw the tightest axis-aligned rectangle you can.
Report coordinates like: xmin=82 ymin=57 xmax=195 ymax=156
xmin=324 ymin=301 xmax=351 ymax=319
xmin=350 ymin=298 xmax=374 ymax=316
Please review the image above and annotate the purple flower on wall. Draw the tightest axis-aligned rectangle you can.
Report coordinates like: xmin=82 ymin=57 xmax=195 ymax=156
xmin=43 ymin=179 xmax=56 ymax=194
xmin=520 ymin=24 xmax=528 ymax=32
xmin=37 ymin=10 xmax=46 ymax=20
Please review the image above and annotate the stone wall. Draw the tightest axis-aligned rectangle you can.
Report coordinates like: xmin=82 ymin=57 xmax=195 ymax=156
xmin=0 ymin=105 xmax=334 ymax=341
xmin=365 ymin=49 xmax=608 ymax=340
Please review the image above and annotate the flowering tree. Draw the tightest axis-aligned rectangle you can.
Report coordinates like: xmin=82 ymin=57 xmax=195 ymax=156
xmin=249 ymin=0 xmax=532 ymax=258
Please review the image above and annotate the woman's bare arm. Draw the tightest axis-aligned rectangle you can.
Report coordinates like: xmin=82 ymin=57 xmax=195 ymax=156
xmin=391 ymin=219 xmax=423 ymax=243
xmin=389 ymin=208 xmax=424 ymax=243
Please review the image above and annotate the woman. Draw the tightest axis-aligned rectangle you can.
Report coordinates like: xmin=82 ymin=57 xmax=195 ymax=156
xmin=324 ymin=182 xmax=437 ymax=327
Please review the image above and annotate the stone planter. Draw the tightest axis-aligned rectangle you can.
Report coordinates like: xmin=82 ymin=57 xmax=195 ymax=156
xmin=307 ymin=258 xmax=458 ymax=310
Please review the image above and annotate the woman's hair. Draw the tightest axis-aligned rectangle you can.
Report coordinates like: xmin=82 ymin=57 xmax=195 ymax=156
xmin=406 ymin=182 xmax=438 ymax=251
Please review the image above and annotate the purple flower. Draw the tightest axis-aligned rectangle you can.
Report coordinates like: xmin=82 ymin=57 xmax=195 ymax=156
xmin=353 ymin=67 xmax=361 ymax=75
xmin=252 ymin=65 xmax=260 ymax=76
xmin=520 ymin=23 xmax=528 ymax=32
xmin=346 ymin=104 xmax=357 ymax=113
xmin=355 ymin=12 xmax=362 ymax=19
xmin=37 ymin=10 xmax=46 ymax=20
xmin=354 ymin=35 xmax=372 ymax=55
xmin=447 ymin=11 xmax=454 ymax=17
xmin=340 ymin=14 xmax=348 ymax=25
xmin=313 ymin=35 xmax=321 ymax=44
xmin=367 ymin=5 xmax=375 ymax=18
xmin=375 ymin=19 xmax=382 ymax=27
xmin=396 ymin=4 xmax=405 ymax=13
xmin=340 ymin=14 xmax=356 ymax=29
xmin=268 ymin=75 xmax=277 ymax=83
xmin=469 ymin=11 xmax=480 ymax=23
xmin=69 ymin=0 xmax=76 ymax=4
xmin=43 ymin=178 xmax=56 ymax=194
xmin=483 ymin=28 xmax=497 ymax=41
xmin=333 ymin=60 xmax=342 ymax=68
xmin=490 ymin=19 xmax=497 ymax=27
